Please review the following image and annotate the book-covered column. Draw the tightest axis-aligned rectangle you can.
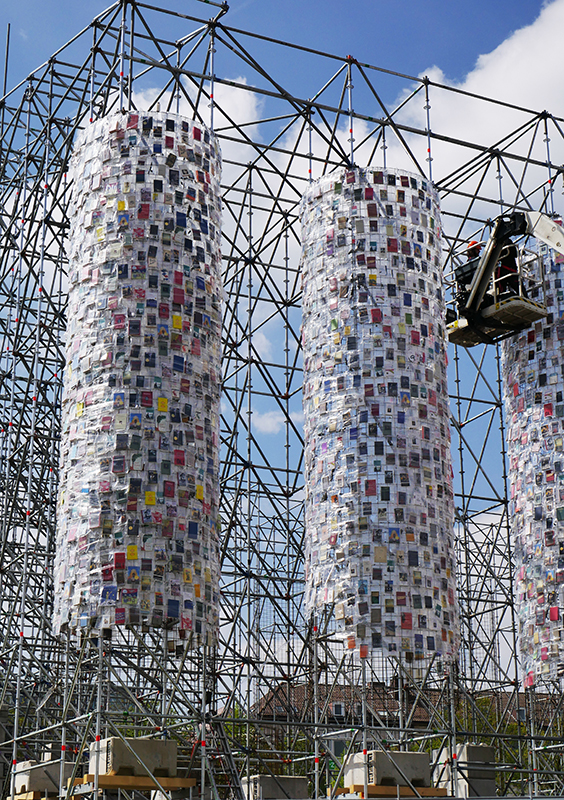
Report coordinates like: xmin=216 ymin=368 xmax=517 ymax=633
xmin=300 ymin=167 xmax=459 ymax=666
xmin=502 ymin=236 xmax=564 ymax=685
xmin=54 ymin=112 xmax=222 ymax=646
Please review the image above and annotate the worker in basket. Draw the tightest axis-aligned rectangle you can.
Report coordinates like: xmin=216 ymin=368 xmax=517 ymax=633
xmin=466 ymin=240 xmax=482 ymax=262
xmin=495 ymin=243 xmax=523 ymax=299
xmin=453 ymin=241 xmax=481 ymax=307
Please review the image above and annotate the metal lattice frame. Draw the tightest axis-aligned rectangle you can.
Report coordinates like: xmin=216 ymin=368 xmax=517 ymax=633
xmin=1 ymin=2 xmax=564 ymax=798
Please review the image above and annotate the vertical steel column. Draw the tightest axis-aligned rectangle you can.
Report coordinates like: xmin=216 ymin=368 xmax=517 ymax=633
xmin=544 ymin=115 xmax=555 ymax=216
xmin=0 ymin=23 xmax=10 ymax=530
xmin=497 ymin=154 xmax=504 ymax=213
xmin=307 ymin=103 xmax=313 ymax=182
xmin=9 ymin=80 xmax=33 ymax=800
xmin=201 ymin=646 xmax=207 ymax=799
xmin=93 ymin=636 xmax=103 ymax=798
xmin=128 ymin=3 xmax=134 ymax=111
xmin=361 ymin=659 xmax=368 ymax=800
xmin=209 ymin=27 xmax=216 ymax=132
xmin=449 ymin=670 xmax=457 ymax=799
xmin=1 ymin=23 xmax=9 ymax=142
xmin=424 ymin=80 xmax=433 ymax=183
xmin=246 ymin=162 xmax=254 ymax=787
xmin=118 ymin=1 xmax=127 ymax=111
xmin=313 ymin=623 xmax=319 ymax=800
xmin=283 ymin=212 xmax=292 ymax=767
xmin=89 ymin=23 xmax=97 ymax=122
xmin=35 ymin=59 xmax=55 ymax=708
xmin=346 ymin=61 xmax=354 ymax=167
xmin=58 ymin=636 xmax=70 ymax=795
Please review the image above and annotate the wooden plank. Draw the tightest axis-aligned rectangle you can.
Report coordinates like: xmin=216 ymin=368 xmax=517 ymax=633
xmin=81 ymin=774 xmax=197 ymax=790
xmin=15 ymin=793 xmax=57 ymax=800
xmin=347 ymin=786 xmax=449 ymax=798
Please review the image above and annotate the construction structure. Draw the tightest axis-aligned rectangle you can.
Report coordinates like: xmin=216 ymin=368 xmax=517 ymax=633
xmin=0 ymin=1 xmax=564 ymax=798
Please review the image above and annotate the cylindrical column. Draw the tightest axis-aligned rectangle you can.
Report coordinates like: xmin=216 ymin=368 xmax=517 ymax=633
xmin=54 ymin=112 xmax=222 ymax=646
xmin=300 ymin=167 xmax=459 ymax=666
xmin=502 ymin=236 xmax=564 ymax=686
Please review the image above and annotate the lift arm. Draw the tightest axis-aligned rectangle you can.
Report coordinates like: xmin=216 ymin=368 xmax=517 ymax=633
xmin=525 ymin=211 xmax=564 ymax=254
xmin=464 ymin=213 xmax=526 ymax=313
xmin=463 ymin=211 xmax=564 ymax=316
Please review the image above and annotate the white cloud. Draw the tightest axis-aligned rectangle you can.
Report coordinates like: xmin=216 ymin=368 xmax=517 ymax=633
xmin=463 ymin=0 xmax=564 ymax=113
xmin=211 ymin=76 xmax=262 ymax=135
xmin=381 ymin=0 xmax=564 ymax=233
xmin=252 ymin=410 xmax=286 ymax=434
xmin=252 ymin=329 xmax=273 ymax=360
xmin=290 ymin=410 xmax=304 ymax=426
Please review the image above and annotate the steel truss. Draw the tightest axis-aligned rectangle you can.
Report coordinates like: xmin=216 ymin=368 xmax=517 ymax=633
xmin=0 ymin=2 xmax=563 ymax=798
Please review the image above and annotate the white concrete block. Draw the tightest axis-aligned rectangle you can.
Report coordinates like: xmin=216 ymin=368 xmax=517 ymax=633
xmin=242 ymin=775 xmax=309 ymax=800
xmin=344 ymin=750 xmax=430 ymax=788
xmin=89 ymin=737 xmax=177 ymax=778
xmin=433 ymin=744 xmax=496 ymax=797
xmin=14 ymin=760 xmax=73 ymax=794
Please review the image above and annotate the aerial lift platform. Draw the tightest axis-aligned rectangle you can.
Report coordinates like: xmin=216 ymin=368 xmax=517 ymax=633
xmin=447 ymin=211 xmax=564 ymax=347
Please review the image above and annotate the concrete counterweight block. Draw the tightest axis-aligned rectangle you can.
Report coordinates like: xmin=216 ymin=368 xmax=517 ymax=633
xmin=242 ymin=775 xmax=309 ymax=800
xmin=432 ymin=744 xmax=496 ymax=798
xmin=14 ymin=759 xmax=74 ymax=795
xmin=89 ymin=737 xmax=178 ymax=778
xmin=344 ymin=750 xmax=431 ymax=788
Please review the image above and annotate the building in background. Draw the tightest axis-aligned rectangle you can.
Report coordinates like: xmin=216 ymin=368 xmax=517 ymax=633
xmin=300 ymin=167 xmax=459 ymax=666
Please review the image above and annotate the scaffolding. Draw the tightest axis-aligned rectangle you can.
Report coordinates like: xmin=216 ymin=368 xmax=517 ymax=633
xmin=0 ymin=2 xmax=564 ymax=798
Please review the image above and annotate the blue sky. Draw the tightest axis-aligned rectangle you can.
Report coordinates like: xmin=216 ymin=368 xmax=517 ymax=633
xmin=2 ymin=0 xmax=549 ymax=92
